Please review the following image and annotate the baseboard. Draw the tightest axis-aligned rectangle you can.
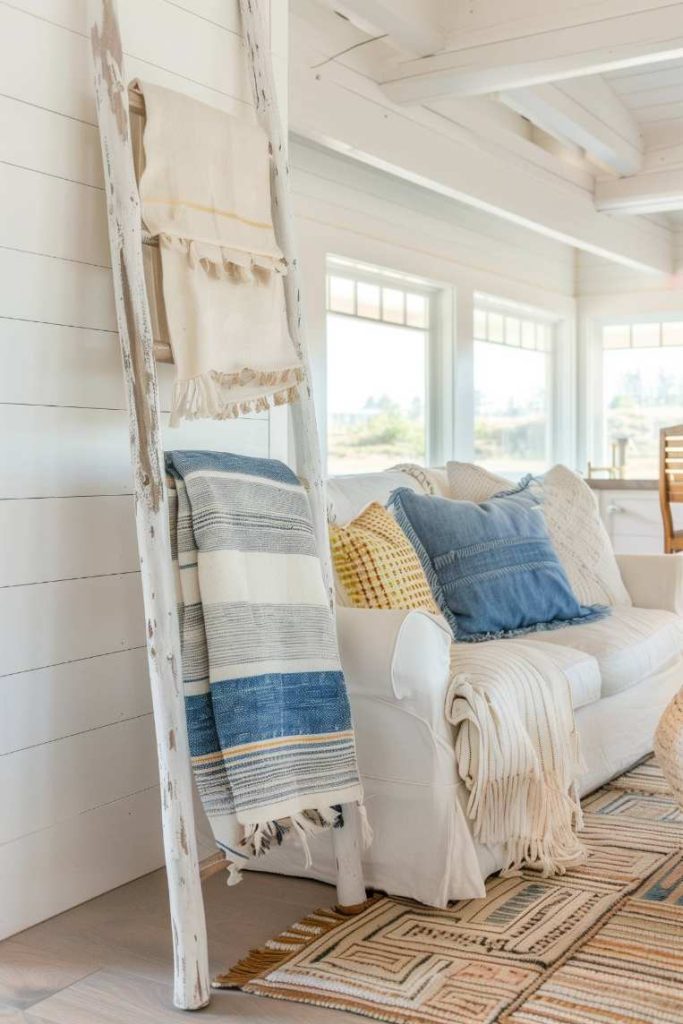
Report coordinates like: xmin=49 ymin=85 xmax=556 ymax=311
xmin=199 ymin=850 xmax=227 ymax=881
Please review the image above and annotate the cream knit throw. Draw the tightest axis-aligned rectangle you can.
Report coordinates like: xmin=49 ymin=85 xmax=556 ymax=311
xmin=446 ymin=640 xmax=587 ymax=875
xmin=136 ymin=80 xmax=303 ymax=425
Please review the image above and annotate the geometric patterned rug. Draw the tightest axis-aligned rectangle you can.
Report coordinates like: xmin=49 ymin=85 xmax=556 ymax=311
xmin=215 ymin=758 xmax=683 ymax=1023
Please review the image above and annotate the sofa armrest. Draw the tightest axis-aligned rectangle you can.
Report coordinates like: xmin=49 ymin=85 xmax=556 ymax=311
xmin=336 ymin=607 xmax=452 ymax=725
xmin=336 ymin=607 xmax=457 ymax=792
xmin=616 ymin=553 xmax=683 ymax=614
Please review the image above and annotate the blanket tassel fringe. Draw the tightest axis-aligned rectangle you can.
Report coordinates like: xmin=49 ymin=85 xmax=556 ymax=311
xmin=470 ymin=772 xmax=587 ymax=877
xmin=170 ymin=366 xmax=304 ymax=426
xmin=225 ymin=802 xmax=371 ymax=886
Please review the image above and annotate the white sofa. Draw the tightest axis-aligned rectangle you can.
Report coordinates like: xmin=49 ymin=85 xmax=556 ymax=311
xmin=247 ymin=470 xmax=683 ymax=906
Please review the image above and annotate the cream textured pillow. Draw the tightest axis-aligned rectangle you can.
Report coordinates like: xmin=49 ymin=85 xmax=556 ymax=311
xmin=532 ymin=465 xmax=631 ymax=607
xmin=445 ymin=461 xmax=631 ymax=608
xmin=446 ymin=461 xmax=511 ymax=502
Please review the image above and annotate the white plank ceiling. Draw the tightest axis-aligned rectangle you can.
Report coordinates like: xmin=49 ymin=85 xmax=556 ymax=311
xmin=292 ymin=0 xmax=683 ymax=268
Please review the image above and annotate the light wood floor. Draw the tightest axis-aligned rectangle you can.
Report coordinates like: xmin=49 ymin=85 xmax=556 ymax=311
xmin=0 ymin=868 xmax=364 ymax=1023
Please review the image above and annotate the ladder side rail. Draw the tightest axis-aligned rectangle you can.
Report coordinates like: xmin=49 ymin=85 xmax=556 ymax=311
xmin=89 ymin=0 xmax=210 ymax=1008
xmin=238 ymin=0 xmax=366 ymax=909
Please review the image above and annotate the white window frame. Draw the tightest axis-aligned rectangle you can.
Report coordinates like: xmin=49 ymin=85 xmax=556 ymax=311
xmin=325 ymin=257 xmax=451 ymax=470
xmin=470 ymin=293 xmax=570 ymax=474
xmin=583 ymin=311 xmax=683 ymax=478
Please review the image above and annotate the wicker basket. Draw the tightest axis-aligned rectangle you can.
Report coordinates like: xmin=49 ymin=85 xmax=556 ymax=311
xmin=654 ymin=686 xmax=683 ymax=809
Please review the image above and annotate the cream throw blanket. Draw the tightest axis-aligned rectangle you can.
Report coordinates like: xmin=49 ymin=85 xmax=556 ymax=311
xmin=135 ymin=80 xmax=303 ymax=425
xmin=446 ymin=640 xmax=587 ymax=875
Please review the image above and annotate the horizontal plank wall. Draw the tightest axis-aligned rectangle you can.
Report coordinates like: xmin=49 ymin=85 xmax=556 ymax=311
xmin=0 ymin=0 xmax=280 ymax=939
xmin=291 ymin=139 xmax=576 ymax=299
xmin=291 ymin=137 xmax=577 ymax=464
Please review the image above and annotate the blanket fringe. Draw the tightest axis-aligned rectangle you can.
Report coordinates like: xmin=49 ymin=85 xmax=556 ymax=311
xmin=160 ymin=232 xmax=287 ymax=278
xmin=225 ymin=802 xmax=371 ymax=886
xmin=467 ymin=771 xmax=586 ymax=876
xmin=224 ymin=805 xmax=347 ymax=886
xmin=170 ymin=366 xmax=303 ymax=426
xmin=358 ymin=802 xmax=374 ymax=848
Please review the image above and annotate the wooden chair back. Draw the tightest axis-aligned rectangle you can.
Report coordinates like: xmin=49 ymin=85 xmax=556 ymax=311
xmin=659 ymin=424 xmax=683 ymax=552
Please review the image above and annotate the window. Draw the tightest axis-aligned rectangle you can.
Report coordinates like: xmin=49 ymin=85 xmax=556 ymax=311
xmin=326 ymin=264 xmax=432 ymax=475
xmin=473 ymin=303 xmax=553 ymax=475
xmin=601 ymin=321 xmax=683 ymax=478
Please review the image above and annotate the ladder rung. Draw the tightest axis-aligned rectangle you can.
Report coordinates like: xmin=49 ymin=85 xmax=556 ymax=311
xmin=153 ymin=341 xmax=174 ymax=363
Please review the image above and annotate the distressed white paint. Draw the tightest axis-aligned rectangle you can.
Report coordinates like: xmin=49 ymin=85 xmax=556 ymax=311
xmin=89 ymin=0 xmax=209 ymax=1007
xmin=238 ymin=0 xmax=366 ymax=909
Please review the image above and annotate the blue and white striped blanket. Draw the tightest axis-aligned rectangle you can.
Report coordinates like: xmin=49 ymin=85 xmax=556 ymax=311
xmin=166 ymin=450 xmax=363 ymax=881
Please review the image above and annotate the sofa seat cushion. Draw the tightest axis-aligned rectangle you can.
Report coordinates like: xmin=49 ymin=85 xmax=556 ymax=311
xmin=532 ymin=643 xmax=602 ymax=710
xmin=524 ymin=606 xmax=683 ymax=697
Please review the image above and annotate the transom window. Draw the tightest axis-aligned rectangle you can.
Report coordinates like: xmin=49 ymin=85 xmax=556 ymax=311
xmin=327 ymin=273 xmax=429 ymax=329
xmin=601 ymin=320 xmax=683 ymax=478
xmin=473 ymin=301 xmax=554 ymax=475
xmin=326 ymin=262 xmax=433 ymax=475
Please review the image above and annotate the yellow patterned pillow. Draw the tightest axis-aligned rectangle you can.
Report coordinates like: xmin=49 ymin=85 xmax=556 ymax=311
xmin=330 ymin=502 xmax=440 ymax=612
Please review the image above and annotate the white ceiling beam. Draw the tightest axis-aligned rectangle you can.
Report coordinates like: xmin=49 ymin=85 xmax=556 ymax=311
xmin=289 ymin=58 xmax=673 ymax=274
xmin=595 ymin=168 xmax=683 ymax=213
xmin=500 ymin=77 xmax=643 ymax=175
xmin=317 ymin=0 xmax=443 ymax=57
xmin=381 ymin=6 xmax=683 ymax=103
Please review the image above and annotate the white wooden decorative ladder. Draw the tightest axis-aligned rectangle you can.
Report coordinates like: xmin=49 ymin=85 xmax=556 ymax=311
xmin=89 ymin=0 xmax=366 ymax=1010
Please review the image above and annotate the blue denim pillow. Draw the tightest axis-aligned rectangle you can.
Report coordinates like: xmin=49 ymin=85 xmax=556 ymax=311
xmin=388 ymin=480 xmax=608 ymax=642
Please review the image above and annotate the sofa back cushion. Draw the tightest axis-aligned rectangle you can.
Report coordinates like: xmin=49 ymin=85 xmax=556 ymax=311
xmin=446 ymin=461 xmax=511 ymax=502
xmin=389 ymin=482 xmax=608 ymax=641
xmin=327 ymin=465 xmax=448 ymax=525
xmin=327 ymin=471 xmax=423 ymax=526
xmin=447 ymin=462 xmax=631 ymax=608
xmin=330 ymin=502 xmax=440 ymax=613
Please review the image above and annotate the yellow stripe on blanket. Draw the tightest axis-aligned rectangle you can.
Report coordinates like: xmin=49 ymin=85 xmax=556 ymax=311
xmin=142 ymin=196 xmax=273 ymax=230
xmin=193 ymin=730 xmax=355 ymax=764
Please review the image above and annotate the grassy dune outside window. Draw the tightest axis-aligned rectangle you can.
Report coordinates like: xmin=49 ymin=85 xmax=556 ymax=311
xmin=473 ymin=305 xmax=554 ymax=475
xmin=326 ymin=266 xmax=433 ymax=475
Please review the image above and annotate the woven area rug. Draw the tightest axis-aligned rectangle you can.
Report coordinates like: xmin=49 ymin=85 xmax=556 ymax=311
xmin=216 ymin=757 xmax=683 ymax=1023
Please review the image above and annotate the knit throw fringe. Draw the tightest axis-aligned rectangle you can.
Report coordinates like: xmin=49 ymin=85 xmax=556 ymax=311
xmin=446 ymin=640 xmax=587 ymax=876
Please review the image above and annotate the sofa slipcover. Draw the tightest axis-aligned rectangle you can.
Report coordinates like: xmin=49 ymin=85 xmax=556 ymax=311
xmin=526 ymin=605 xmax=683 ymax=697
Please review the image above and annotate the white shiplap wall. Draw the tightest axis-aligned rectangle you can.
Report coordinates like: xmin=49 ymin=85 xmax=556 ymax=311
xmin=576 ymin=223 xmax=683 ymax=301
xmin=0 ymin=0 xmax=280 ymax=939
xmin=291 ymin=139 xmax=576 ymax=300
